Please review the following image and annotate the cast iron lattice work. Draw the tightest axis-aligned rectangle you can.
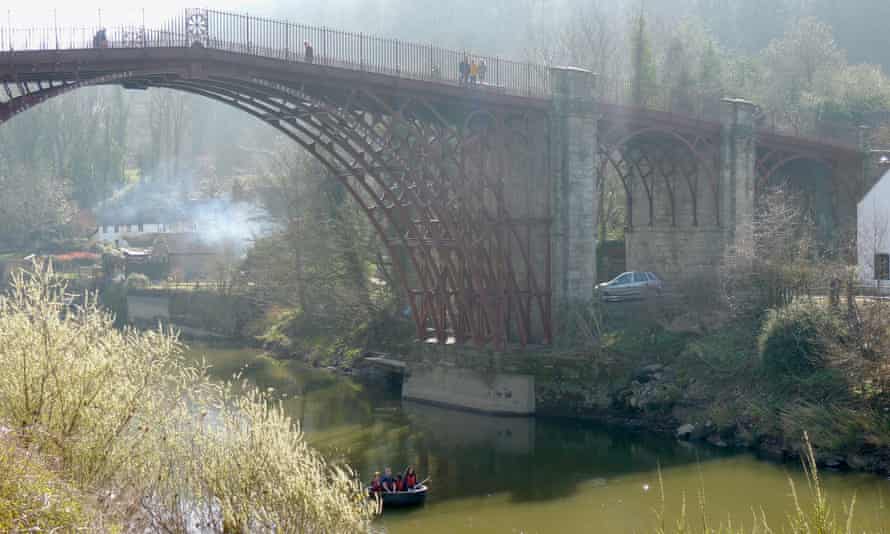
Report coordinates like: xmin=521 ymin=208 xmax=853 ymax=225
xmin=0 ymin=9 xmax=553 ymax=350
xmin=0 ymin=8 xmax=871 ymax=349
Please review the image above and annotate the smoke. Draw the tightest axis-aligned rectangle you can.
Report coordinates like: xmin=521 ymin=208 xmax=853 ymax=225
xmin=97 ymin=179 xmax=276 ymax=257
xmin=186 ymin=198 xmax=275 ymax=256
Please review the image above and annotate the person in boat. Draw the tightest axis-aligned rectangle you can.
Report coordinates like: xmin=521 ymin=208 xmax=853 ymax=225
xmin=370 ymin=471 xmax=382 ymax=493
xmin=403 ymin=466 xmax=418 ymax=490
xmin=381 ymin=467 xmax=396 ymax=493
xmin=395 ymin=474 xmax=405 ymax=492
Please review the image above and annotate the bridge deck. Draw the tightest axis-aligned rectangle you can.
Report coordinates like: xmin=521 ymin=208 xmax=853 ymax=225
xmin=0 ymin=47 xmax=552 ymax=113
xmin=0 ymin=8 xmax=863 ymax=158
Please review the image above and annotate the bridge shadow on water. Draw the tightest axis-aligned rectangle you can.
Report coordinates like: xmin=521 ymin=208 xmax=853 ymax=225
xmin=390 ymin=402 xmax=734 ymax=506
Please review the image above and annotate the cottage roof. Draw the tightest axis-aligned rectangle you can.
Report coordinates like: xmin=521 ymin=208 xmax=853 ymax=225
xmin=96 ymin=204 xmax=187 ymax=225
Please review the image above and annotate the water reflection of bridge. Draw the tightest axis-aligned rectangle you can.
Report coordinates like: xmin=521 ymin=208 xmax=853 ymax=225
xmin=0 ymin=9 xmax=869 ymax=350
xmin=403 ymin=401 xmax=535 ymax=455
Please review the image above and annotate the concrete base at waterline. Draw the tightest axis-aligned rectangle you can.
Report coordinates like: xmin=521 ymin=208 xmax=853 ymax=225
xmin=402 ymin=365 xmax=535 ymax=416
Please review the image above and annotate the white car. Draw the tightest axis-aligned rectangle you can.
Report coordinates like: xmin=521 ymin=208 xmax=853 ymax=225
xmin=597 ymin=271 xmax=663 ymax=302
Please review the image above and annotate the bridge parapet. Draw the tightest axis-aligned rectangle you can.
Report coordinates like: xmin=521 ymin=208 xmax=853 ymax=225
xmin=0 ymin=8 xmax=550 ymax=99
xmin=0 ymin=9 xmax=866 ymax=151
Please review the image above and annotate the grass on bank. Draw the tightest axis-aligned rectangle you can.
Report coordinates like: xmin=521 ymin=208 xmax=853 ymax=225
xmin=0 ymin=261 xmax=375 ymax=532
xmin=0 ymin=433 xmax=92 ymax=532
xmin=654 ymin=434 xmax=869 ymax=534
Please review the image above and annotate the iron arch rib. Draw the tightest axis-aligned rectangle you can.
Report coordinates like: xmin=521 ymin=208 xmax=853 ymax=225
xmin=0 ymin=63 xmax=553 ymax=350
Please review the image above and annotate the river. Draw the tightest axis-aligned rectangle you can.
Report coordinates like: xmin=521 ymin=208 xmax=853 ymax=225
xmin=183 ymin=344 xmax=890 ymax=533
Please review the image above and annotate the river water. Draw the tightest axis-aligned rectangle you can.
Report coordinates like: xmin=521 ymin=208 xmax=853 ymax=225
xmin=184 ymin=344 xmax=890 ymax=533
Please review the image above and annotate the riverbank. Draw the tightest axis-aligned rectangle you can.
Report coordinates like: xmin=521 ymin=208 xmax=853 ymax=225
xmin=182 ymin=342 xmax=890 ymax=532
xmin=348 ymin=301 xmax=890 ymax=478
xmin=147 ymin=281 xmax=890 ymax=478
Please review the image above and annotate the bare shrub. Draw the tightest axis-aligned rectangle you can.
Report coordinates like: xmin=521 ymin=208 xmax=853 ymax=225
xmin=721 ymin=186 xmax=839 ymax=316
xmin=0 ymin=261 xmax=374 ymax=532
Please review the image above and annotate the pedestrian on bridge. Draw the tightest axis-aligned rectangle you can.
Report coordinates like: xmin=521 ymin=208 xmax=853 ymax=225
xmin=93 ymin=28 xmax=108 ymax=49
xmin=469 ymin=60 xmax=479 ymax=86
xmin=304 ymin=41 xmax=314 ymax=64
xmin=459 ymin=55 xmax=470 ymax=86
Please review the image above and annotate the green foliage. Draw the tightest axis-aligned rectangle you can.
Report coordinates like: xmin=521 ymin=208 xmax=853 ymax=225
xmin=678 ymin=321 xmax=759 ymax=377
xmin=0 ymin=262 xmax=374 ymax=532
xmin=630 ymin=11 xmax=658 ymax=107
xmin=260 ymin=305 xmax=412 ymax=366
xmin=244 ymin=148 xmax=406 ymax=359
xmin=758 ymin=302 xmax=846 ymax=378
xmin=779 ymin=402 xmax=890 ymax=453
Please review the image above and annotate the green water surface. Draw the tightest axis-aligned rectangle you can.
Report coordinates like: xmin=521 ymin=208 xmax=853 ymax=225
xmin=184 ymin=344 xmax=890 ymax=533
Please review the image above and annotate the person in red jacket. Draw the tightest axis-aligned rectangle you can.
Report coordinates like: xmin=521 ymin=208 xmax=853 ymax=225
xmin=403 ymin=466 xmax=418 ymax=490
xmin=370 ymin=472 xmax=382 ymax=493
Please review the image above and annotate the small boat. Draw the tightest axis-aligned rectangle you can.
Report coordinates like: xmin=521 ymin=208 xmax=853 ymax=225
xmin=367 ymin=484 xmax=429 ymax=508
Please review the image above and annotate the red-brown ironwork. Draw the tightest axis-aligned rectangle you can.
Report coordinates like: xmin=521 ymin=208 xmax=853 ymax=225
xmin=0 ymin=8 xmax=871 ymax=349
xmin=0 ymin=11 xmax=552 ymax=350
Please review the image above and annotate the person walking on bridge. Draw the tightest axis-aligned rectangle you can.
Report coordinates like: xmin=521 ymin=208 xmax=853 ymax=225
xmin=469 ymin=60 xmax=479 ymax=86
xmin=478 ymin=59 xmax=487 ymax=83
xmin=304 ymin=41 xmax=314 ymax=64
xmin=459 ymin=55 xmax=470 ymax=86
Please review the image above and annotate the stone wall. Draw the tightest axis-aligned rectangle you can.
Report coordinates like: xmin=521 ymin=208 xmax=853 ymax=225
xmin=127 ymin=294 xmax=171 ymax=322
xmin=625 ymin=227 xmax=725 ymax=283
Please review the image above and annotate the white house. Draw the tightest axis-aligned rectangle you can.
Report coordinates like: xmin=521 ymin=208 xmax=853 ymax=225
xmin=95 ymin=205 xmax=196 ymax=246
xmin=96 ymin=221 xmax=198 ymax=244
xmin=858 ymin=168 xmax=890 ymax=291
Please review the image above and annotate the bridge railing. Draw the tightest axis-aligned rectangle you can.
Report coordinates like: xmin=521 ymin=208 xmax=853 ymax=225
xmin=0 ymin=10 xmax=862 ymax=148
xmin=598 ymin=76 xmax=861 ymax=148
xmin=0 ymin=26 xmax=201 ymax=51
xmin=0 ymin=9 xmax=551 ymax=99
xmin=197 ymin=10 xmax=550 ymax=98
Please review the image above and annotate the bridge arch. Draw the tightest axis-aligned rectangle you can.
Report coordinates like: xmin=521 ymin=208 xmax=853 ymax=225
xmin=0 ymin=57 xmax=552 ymax=349
xmin=756 ymin=152 xmax=835 ymax=191
xmin=598 ymin=126 xmax=720 ymax=230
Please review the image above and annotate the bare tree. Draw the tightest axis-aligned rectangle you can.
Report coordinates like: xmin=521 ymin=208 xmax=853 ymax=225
xmin=721 ymin=185 xmax=834 ymax=314
xmin=147 ymin=89 xmax=192 ymax=185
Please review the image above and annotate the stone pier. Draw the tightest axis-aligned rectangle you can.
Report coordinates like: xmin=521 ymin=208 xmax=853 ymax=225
xmin=551 ymin=66 xmax=599 ymax=304
xmin=720 ymin=98 xmax=757 ymax=253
